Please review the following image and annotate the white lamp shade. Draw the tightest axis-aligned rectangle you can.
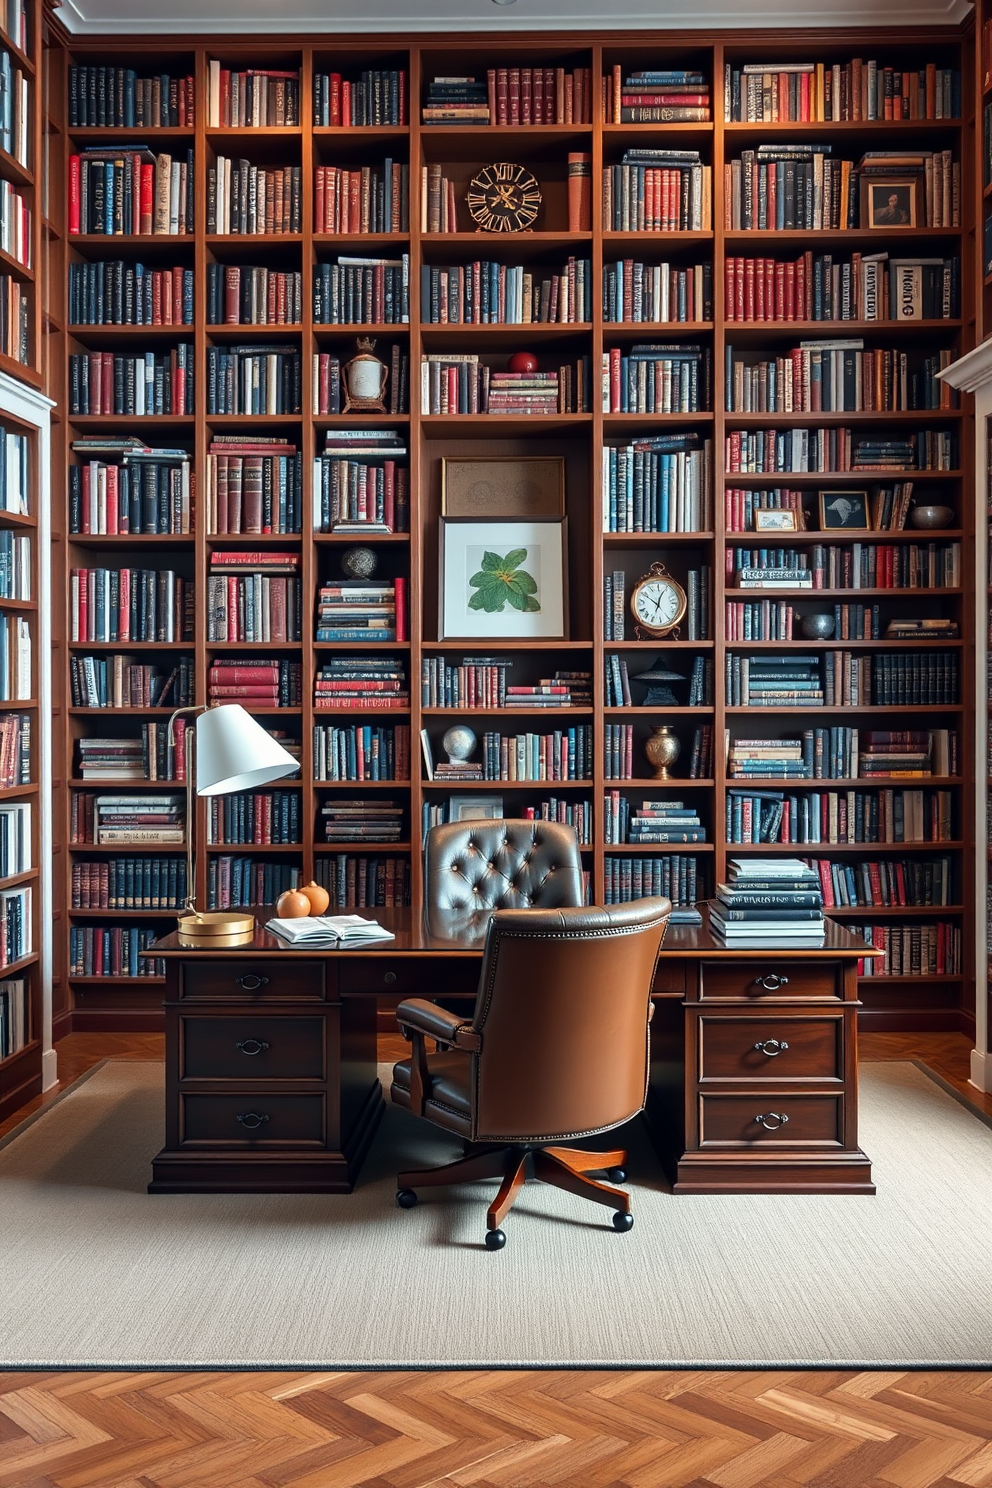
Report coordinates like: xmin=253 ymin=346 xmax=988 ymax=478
xmin=195 ymin=704 xmax=299 ymax=796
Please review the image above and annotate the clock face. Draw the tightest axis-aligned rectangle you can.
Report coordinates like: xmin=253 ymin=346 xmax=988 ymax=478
xmin=633 ymin=578 xmax=684 ymax=632
xmin=466 ymin=163 xmax=542 ymax=233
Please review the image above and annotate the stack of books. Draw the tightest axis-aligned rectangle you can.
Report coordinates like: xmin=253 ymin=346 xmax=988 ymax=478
xmin=315 ymin=578 xmax=406 ymax=643
xmin=207 ymin=659 xmax=302 ymax=707
xmin=736 ymin=562 xmax=813 ymax=589
xmin=314 ymin=428 xmax=409 ymax=532
xmin=728 ymin=736 xmax=811 ymax=778
xmin=319 ymin=797 xmax=404 ymax=843
xmin=422 ymin=76 xmax=489 ymax=125
xmin=628 ymin=800 xmax=706 ymax=844
xmin=504 ymin=671 xmax=591 ymax=707
xmin=313 ymin=657 xmax=409 ymax=711
xmin=884 ymin=617 xmax=958 ymax=640
xmin=486 ymin=368 xmax=559 ymax=414
xmin=858 ymin=730 xmax=934 ymax=778
xmin=94 ymin=792 xmax=184 ymax=845
xmin=741 ymin=654 xmax=822 ymax=707
xmin=710 ymin=857 xmax=825 ymax=945
xmin=611 ymin=67 xmax=711 ymax=123
xmin=77 ymin=737 xmax=145 ymax=780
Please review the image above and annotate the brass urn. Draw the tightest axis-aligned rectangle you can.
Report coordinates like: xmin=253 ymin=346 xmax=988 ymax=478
xmin=644 ymin=724 xmax=680 ymax=780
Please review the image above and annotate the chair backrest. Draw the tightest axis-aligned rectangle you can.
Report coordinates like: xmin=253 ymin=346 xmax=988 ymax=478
xmin=423 ymin=818 xmax=584 ymax=941
xmin=468 ymin=897 xmax=671 ymax=1143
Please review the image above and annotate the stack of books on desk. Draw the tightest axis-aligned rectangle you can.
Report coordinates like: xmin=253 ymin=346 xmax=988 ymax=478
xmin=710 ymin=857 xmax=825 ymax=946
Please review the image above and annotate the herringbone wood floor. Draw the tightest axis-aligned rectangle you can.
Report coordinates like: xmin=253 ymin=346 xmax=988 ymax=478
xmin=1 ymin=1031 xmax=990 ymax=1488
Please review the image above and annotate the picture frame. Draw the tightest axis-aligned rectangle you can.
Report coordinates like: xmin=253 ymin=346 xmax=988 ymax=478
xmin=439 ymin=518 xmax=568 ymax=641
xmin=819 ymin=489 xmax=872 ymax=532
xmin=754 ymin=508 xmax=799 ymax=532
xmin=861 ymin=176 xmax=920 ymax=229
xmin=449 ymin=794 xmax=504 ymax=823
xmin=441 ymin=456 xmax=566 ymax=520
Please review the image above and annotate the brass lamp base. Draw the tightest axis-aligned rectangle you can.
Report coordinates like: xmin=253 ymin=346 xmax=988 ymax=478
xmin=176 ymin=909 xmax=255 ymax=948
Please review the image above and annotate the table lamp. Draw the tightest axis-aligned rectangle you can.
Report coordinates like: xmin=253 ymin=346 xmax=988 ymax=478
xmin=168 ymin=703 xmax=300 ymax=947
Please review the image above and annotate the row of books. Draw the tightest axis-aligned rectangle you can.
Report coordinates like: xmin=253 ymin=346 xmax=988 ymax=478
xmin=0 ymin=273 xmax=27 ymax=365
xmin=0 ymin=712 xmax=29 ymax=788
xmin=70 ymin=857 xmax=188 ymax=910
xmin=711 ymin=859 xmax=823 ymax=946
xmin=602 ymin=154 xmax=712 ymax=233
xmin=0 ymin=425 xmax=27 ymax=516
xmin=68 ymin=66 xmax=195 ymax=127
xmin=206 ymin=789 xmax=302 ymax=846
xmin=0 ymin=48 xmax=29 ymax=167
xmin=724 ymin=343 xmax=955 ymax=415
xmin=421 ymin=798 xmax=593 ymax=847
xmin=603 ymin=260 xmax=713 ymax=326
xmin=421 ymin=259 xmax=592 ymax=327
xmin=602 ymin=435 xmax=711 ymax=533
xmin=0 ymin=976 xmax=26 ymax=1059
xmin=0 ymin=800 xmax=29 ymax=878
xmin=206 ymin=62 xmax=300 ymax=127
xmin=205 ymin=344 xmax=300 ymax=416
xmin=602 ymin=855 xmax=700 ymax=909
xmin=420 ymin=657 xmax=510 ymax=710
xmin=606 ymin=65 xmax=710 ymax=124
xmin=726 ymin=728 xmax=957 ymax=780
xmin=419 ymin=356 xmax=591 ymax=415
xmin=204 ymin=264 xmax=302 ymax=327
xmin=68 ymin=347 xmax=193 ymax=417
xmin=315 ymin=578 xmax=407 ymax=644
xmin=69 ymin=262 xmax=193 ymax=327
xmin=0 ymin=614 xmax=29 ymax=702
xmin=320 ymin=797 xmax=403 ymax=843
xmin=205 ymin=565 xmax=303 ymax=644
xmin=68 ymin=147 xmax=194 ymax=236
xmin=314 ymin=162 xmax=408 ymax=236
xmin=422 ymin=68 xmax=593 ymax=126
xmin=205 ymin=439 xmax=303 ymax=536
xmin=69 ymin=568 xmax=193 ymax=644
xmin=69 ymin=451 xmax=193 ymax=536
xmin=313 ymin=723 xmax=410 ymax=782
xmin=313 ymin=69 xmax=406 ymax=127
xmin=724 ymin=253 xmax=958 ymax=323
xmin=0 ymin=178 xmax=28 ymax=268
xmin=724 ymin=60 xmax=959 ymax=122
xmin=770 ymin=541 xmax=960 ymax=591
xmin=0 ymin=528 xmax=29 ymax=600
xmin=725 ymin=650 xmax=960 ymax=708
xmin=854 ymin=921 xmax=960 ymax=976
xmin=313 ymin=656 xmax=408 ymax=711
xmin=207 ymin=858 xmax=300 ymax=909
xmin=725 ymin=427 xmax=956 ymax=473
xmin=721 ymin=600 xmax=953 ymax=643
xmin=68 ymin=926 xmax=162 ymax=979
xmin=428 ymin=727 xmax=592 ymax=783
xmin=313 ymin=459 xmax=408 ymax=535
xmin=604 ymin=567 xmax=710 ymax=641
xmin=208 ymin=661 xmax=303 ymax=708
xmin=723 ymin=483 xmax=924 ymax=533
xmin=811 ymin=854 xmax=954 ymax=908
xmin=604 ymin=654 xmax=712 ymax=709
xmin=313 ymin=256 xmax=408 ymax=325
xmin=725 ymin=787 xmax=953 ymax=844
xmin=68 ymin=655 xmax=194 ymax=710
xmin=726 ymin=654 xmax=823 ymax=708
xmin=602 ymin=344 xmax=710 ymax=414
xmin=727 ymin=147 xmax=959 ymax=232
xmin=317 ymin=855 xmax=410 ymax=909
xmin=206 ymin=158 xmax=303 ymax=236
xmin=604 ymin=796 xmax=706 ymax=846
xmin=0 ymin=883 xmax=27 ymax=966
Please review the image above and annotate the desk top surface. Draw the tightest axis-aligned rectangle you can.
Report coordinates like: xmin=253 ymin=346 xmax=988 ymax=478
xmin=150 ymin=904 xmax=875 ymax=960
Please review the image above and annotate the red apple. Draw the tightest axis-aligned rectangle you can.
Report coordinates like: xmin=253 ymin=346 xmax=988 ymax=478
xmin=507 ymin=352 xmax=539 ymax=374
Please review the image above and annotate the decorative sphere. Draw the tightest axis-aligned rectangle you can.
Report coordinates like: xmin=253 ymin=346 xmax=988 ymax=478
xmin=442 ymin=725 xmax=477 ymax=762
xmin=340 ymin=545 xmax=379 ymax=579
xmin=799 ymin=612 xmax=836 ymax=640
xmin=507 ymin=352 xmax=539 ymax=374
xmin=909 ymin=505 xmax=954 ymax=530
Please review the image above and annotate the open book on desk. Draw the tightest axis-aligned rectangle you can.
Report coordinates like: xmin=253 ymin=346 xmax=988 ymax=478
xmin=266 ymin=914 xmax=396 ymax=947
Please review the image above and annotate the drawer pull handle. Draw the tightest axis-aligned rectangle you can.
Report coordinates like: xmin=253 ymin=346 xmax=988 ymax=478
xmin=235 ymin=974 xmax=269 ymax=991
xmin=753 ymin=973 xmax=789 ymax=991
xmin=236 ymin=1039 xmax=269 ymax=1057
xmin=754 ymin=1039 xmax=789 ymax=1057
xmin=384 ymin=972 xmax=397 ymax=985
xmin=754 ymin=1112 xmax=789 ymax=1131
xmin=236 ymin=1111 xmax=269 ymax=1130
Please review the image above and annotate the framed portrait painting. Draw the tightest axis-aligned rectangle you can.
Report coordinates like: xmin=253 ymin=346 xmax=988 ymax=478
xmin=862 ymin=176 xmax=920 ymax=229
xmin=439 ymin=519 xmax=568 ymax=641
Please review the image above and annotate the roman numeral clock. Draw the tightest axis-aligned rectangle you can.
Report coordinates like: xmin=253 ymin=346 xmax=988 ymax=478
xmin=466 ymin=162 xmax=542 ymax=232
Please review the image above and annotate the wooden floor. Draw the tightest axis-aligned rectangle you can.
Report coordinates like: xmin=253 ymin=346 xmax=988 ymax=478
xmin=1 ymin=1030 xmax=990 ymax=1488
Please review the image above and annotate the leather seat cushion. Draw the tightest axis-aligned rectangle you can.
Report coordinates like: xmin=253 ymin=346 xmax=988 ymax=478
xmin=391 ymin=1051 xmax=472 ymax=1116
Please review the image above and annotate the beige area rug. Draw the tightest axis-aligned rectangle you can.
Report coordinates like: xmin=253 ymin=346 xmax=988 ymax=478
xmin=1 ymin=1060 xmax=991 ymax=1369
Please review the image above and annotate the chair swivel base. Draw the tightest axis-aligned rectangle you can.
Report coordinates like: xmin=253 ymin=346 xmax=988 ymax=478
xmin=396 ymin=1142 xmax=633 ymax=1248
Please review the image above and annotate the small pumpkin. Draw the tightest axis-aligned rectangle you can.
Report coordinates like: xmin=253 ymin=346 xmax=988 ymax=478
xmin=300 ymin=880 xmax=330 ymax=915
xmin=276 ymin=888 xmax=311 ymax=918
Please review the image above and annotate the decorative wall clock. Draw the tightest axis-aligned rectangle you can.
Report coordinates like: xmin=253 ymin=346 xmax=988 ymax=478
xmin=466 ymin=162 xmax=542 ymax=232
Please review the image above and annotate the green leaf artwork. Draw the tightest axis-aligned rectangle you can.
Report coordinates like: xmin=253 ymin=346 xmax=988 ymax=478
xmin=467 ymin=548 xmax=541 ymax=613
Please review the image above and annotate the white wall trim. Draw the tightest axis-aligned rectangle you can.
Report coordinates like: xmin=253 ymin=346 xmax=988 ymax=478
xmin=971 ymin=1049 xmax=992 ymax=1095
xmin=0 ymin=373 xmax=56 ymax=1092
xmin=56 ymin=0 xmax=974 ymax=35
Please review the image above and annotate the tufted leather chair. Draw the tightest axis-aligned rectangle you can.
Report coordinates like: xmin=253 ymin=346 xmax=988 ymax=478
xmin=391 ymin=896 xmax=671 ymax=1249
xmin=422 ymin=818 xmax=584 ymax=943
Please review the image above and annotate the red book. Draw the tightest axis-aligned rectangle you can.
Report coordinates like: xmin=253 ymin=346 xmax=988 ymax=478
xmin=341 ymin=79 xmax=351 ymax=128
xmin=139 ymin=163 xmax=154 ymax=234
xmin=394 ymin=575 xmax=407 ymax=642
xmin=69 ymin=154 xmax=81 ymax=234
xmin=106 ymin=464 xmax=119 ymax=534
xmin=567 ymin=153 xmax=591 ymax=233
xmin=172 ymin=267 xmax=184 ymax=325
xmin=315 ymin=167 xmax=325 ymax=232
xmin=269 ymin=577 xmax=287 ymax=641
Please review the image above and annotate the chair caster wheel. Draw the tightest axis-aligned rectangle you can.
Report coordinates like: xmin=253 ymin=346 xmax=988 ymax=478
xmin=396 ymin=1188 xmax=417 ymax=1209
xmin=612 ymin=1210 xmax=633 ymax=1232
xmin=607 ymin=1167 xmax=627 ymax=1183
xmin=485 ymin=1228 xmax=506 ymax=1251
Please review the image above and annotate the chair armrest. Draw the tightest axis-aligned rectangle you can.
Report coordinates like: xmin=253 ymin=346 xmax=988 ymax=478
xmin=396 ymin=997 xmax=481 ymax=1052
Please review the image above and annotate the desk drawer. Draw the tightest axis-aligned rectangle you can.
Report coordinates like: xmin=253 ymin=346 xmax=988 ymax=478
xmin=699 ymin=961 xmax=840 ymax=1002
xmin=699 ymin=1016 xmax=843 ymax=1082
xmin=339 ymin=959 xmax=478 ymax=998
xmin=180 ymin=1015 xmax=326 ymax=1081
xmin=180 ymin=960 xmax=324 ymax=1002
xmin=699 ymin=1094 xmax=842 ymax=1147
xmin=179 ymin=1093 xmax=326 ymax=1147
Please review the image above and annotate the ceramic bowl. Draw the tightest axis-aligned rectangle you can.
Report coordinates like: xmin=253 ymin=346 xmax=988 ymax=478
xmin=799 ymin=612 xmax=836 ymax=640
xmin=909 ymin=505 xmax=954 ymax=530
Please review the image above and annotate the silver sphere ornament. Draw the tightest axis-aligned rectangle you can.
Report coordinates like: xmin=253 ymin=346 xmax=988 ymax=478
xmin=442 ymin=725 xmax=477 ymax=763
xmin=340 ymin=546 xmax=379 ymax=580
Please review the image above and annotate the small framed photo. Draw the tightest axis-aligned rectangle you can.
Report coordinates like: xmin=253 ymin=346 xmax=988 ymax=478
xmin=441 ymin=456 xmax=566 ymax=519
xmin=449 ymin=794 xmax=504 ymax=822
xmin=754 ymin=508 xmax=798 ymax=532
xmin=862 ymin=176 xmax=920 ymax=229
xmin=819 ymin=489 xmax=872 ymax=531
xmin=439 ymin=518 xmax=568 ymax=641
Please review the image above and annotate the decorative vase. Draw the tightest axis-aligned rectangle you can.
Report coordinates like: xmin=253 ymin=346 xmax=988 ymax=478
xmin=799 ymin=612 xmax=836 ymax=640
xmin=342 ymin=336 xmax=388 ymax=413
xmin=442 ymin=725 xmax=477 ymax=763
xmin=909 ymin=504 xmax=954 ymax=530
xmin=644 ymin=725 xmax=680 ymax=780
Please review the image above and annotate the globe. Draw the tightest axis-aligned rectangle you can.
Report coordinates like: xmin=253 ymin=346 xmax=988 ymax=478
xmin=442 ymin=725 xmax=477 ymax=763
xmin=340 ymin=546 xmax=379 ymax=580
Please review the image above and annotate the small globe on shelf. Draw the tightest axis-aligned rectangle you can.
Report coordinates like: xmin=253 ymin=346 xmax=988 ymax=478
xmin=442 ymin=725 xmax=477 ymax=763
xmin=340 ymin=545 xmax=379 ymax=580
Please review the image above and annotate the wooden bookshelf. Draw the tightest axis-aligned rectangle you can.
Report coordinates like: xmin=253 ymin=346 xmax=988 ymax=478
xmin=46 ymin=27 xmax=975 ymax=1036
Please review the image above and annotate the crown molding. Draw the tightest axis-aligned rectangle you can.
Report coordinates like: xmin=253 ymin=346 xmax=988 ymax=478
xmin=56 ymin=0 xmax=973 ymax=36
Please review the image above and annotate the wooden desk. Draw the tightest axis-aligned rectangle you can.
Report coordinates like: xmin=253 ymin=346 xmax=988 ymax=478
xmin=146 ymin=907 xmax=876 ymax=1197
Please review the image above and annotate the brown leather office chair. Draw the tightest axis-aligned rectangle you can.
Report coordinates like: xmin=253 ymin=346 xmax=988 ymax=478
xmin=391 ymin=897 xmax=671 ymax=1249
xmin=422 ymin=818 xmax=585 ymax=942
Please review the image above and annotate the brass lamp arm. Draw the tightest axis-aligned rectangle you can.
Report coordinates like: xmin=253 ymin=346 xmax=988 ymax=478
xmin=168 ymin=705 xmax=206 ymax=918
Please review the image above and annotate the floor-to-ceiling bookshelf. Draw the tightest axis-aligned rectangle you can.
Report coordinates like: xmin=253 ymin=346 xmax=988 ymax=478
xmin=49 ymin=28 xmax=974 ymax=1038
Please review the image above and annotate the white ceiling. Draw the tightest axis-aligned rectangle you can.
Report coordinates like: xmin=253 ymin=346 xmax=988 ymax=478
xmin=57 ymin=0 xmax=973 ymax=36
